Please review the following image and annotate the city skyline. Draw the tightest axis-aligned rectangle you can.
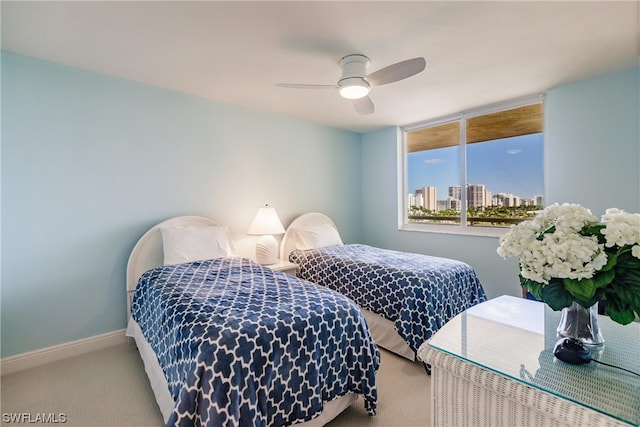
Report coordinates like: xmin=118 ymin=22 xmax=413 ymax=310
xmin=407 ymin=133 xmax=544 ymax=201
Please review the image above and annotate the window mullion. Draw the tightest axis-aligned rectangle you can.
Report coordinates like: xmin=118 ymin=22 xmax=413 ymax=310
xmin=459 ymin=118 xmax=468 ymax=227
xmin=399 ymin=130 xmax=409 ymax=229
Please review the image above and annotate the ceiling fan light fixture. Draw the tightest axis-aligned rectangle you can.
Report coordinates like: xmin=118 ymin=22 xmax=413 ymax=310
xmin=276 ymin=53 xmax=424 ymax=115
xmin=338 ymin=78 xmax=370 ymax=99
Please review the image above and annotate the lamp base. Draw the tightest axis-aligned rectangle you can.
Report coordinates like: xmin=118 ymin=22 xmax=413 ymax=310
xmin=255 ymin=235 xmax=278 ymax=265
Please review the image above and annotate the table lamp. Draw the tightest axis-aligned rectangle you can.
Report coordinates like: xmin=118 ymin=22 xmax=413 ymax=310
xmin=247 ymin=204 xmax=285 ymax=265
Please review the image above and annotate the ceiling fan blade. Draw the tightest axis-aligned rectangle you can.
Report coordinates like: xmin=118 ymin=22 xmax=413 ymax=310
xmin=353 ymin=96 xmax=375 ymax=115
xmin=275 ymin=83 xmax=337 ymax=90
xmin=366 ymin=57 xmax=426 ymax=86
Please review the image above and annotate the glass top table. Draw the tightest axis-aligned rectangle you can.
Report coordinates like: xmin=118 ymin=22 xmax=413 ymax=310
xmin=427 ymin=295 xmax=640 ymax=425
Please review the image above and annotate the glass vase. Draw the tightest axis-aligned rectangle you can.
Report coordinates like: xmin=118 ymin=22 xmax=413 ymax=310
xmin=556 ymin=301 xmax=604 ymax=346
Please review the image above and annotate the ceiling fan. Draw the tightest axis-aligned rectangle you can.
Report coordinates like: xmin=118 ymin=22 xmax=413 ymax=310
xmin=276 ymin=54 xmax=426 ymax=115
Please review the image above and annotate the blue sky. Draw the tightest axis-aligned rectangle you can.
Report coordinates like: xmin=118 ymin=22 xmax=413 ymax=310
xmin=407 ymin=133 xmax=544 ymax=200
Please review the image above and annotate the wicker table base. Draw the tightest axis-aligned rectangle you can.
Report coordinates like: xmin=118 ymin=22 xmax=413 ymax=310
xmin=419 ymin=346 xmax=629 ymax=427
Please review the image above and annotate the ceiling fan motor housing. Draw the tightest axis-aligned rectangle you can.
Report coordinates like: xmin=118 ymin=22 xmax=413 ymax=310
xmin=338 ymin=54 xmax=371 ymax=98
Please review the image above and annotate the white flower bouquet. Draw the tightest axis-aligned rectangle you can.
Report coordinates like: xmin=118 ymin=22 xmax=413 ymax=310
xmin=497 ymin=203 xmax=640 ymax=325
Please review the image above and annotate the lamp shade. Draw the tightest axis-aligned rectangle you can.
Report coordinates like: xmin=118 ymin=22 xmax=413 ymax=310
xmin=247 ymin=205 xmax=285 ymax=236
xmin=248 ymin=205 xmax=285 ymax=265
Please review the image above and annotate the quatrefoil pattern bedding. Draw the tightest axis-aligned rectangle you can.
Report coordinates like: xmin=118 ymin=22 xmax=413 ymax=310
xmin=131 ymin=257 xmax=380 ymax=427
xmin=290 ymin=244 xmax=487 ymax=356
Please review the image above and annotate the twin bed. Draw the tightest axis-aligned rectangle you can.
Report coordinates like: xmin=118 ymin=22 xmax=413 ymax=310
xmin=126 ymin=213 xmax=486 ymax=426
xmin=281 ymin=213 xmax=487 ymax=363
xmin=125 ymin=216 xmax=379 ymax=426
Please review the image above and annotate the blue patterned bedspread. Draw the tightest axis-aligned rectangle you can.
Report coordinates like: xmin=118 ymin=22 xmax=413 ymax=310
xmin=131 ymin=257 xmax=380 ymax=427
xmin=290 ymin=244 xmax=487 ymax=356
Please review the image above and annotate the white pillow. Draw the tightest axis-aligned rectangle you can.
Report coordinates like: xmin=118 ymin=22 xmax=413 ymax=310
xmin=295 ymin=223 xmax=343 ymax=250
xmin=160 ymin=225 xmax=234 ymax=266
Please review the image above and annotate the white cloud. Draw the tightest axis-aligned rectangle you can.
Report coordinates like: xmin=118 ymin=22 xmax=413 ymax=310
xmin=506 ymin=149 xmax=522 ymax=155
xmin=423 ymin=158 xmax=443 ymax=164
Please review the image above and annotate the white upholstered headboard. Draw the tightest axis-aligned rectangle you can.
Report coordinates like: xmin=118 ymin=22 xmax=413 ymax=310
xmin=126 ymin=216 xmax=226 ymax=294
xmin=125 ymin=215 xmax=241 ymax=322
xmin=280 ymin=212 xmax=339 ymax=261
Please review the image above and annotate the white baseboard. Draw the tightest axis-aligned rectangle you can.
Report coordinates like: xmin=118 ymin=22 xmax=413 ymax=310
xmin=1 ymin=329 xmax=128 ymax=376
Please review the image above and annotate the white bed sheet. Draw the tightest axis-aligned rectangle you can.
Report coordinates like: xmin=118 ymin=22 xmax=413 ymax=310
xmin=127 ymin=318 xmax=174 ymax=423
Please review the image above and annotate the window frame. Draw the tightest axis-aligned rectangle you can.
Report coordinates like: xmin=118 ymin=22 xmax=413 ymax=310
xmin=398 ymin=94 xmax=546 ymax=237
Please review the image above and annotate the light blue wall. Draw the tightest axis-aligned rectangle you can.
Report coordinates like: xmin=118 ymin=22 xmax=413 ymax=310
xmin=1 ymin=52 xmax=362 ymax=358
xmin=3 ymin=51 xmax=637 ymax=358
xmin=361 ymin=67 xmax=640 ymax=300
xmin=545 ymin=67 xmax=640 ymax=215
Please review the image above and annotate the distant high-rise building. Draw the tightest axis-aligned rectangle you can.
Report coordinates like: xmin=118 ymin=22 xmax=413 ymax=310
xmin=449 ymin=186 xmax=461 ymax=200
xmin=438 ymin=197 xmax=461 ymax=211
xmin=467 ymin=184 xmax=489 ymax=208
xmin=428 ymin=184 xmax=541 ymax=211
xmin=418 ymin=186 xmax=437 ymax=211
xmin=408 ymin=193 xmax=416 ymax=207
xmin=408 ymin=192 xmax=425 ymax=209
xmin=494 ymin=192 xmax=521 ymax=207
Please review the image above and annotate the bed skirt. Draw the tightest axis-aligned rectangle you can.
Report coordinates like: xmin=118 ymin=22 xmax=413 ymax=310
xmin=362 ymin=309 xmax=415 ymax=361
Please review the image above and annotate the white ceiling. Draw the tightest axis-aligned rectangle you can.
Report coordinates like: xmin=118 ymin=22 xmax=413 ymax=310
xmin=2 ymin=1 xmax=639 ymax=133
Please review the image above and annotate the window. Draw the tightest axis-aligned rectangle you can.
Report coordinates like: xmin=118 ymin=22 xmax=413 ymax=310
xmin=402 ymin=97 xmax=544 ymax=235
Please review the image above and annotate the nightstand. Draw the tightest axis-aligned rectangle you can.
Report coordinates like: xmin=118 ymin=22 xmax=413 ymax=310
xmin=268 ymin=259 xmax=299 ymax=277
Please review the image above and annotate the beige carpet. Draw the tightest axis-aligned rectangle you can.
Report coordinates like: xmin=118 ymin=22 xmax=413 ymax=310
xmin=1 ymin=342 xmax=430 ymax=426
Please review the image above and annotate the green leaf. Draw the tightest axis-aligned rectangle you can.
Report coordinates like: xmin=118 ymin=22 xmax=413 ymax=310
xmin=603 ymin=294 xmax=638 ymax=325
xmin=592 ymin=269 xmax=615 ymax=289
xmin=521 ymin=277 xmax=545 ymax=301
xmin=582 ymin=223 xmax=605 ymax=237
xmin=541 ymin=281 xmax=573 ymax=311
xmin=563 ymin=278 xmax=596 ymax=300
xmin=600 ymin=251 xmax=618 ymax=272
xmin=538 ymin=226 xmax=556 ymax=240
xmin=607 ymin=307 xmax=636 ymax=325
xmin=617 ymin=251 xmax=640 ymax=269
xmin=621 ymin=269 xmax=640 ymax=283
